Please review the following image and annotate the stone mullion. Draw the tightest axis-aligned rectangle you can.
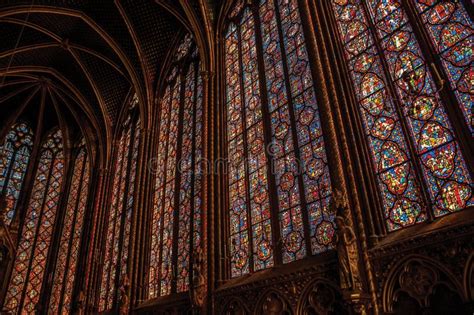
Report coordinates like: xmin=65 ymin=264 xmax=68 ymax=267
xmin=39 ymin=145 xmax=76 ymax=314
xmin=300 ymin=0 xmax=379 ymax=312
xmin=105 ymin=134 xmax=129 ymax=309
xmin=215 ymin=35 xmax=230 ymax=285
xmin=140 ymin=94 xmax=163 ymax=302
xmin=73 ymin=160 xmax=104 ymax=313
xmin=131 ymin=126 xmax=152 ymax=307
xmin=127 ymin=123 xmax=145 ymax=305
xmin=112 ymin=121 xmax=137 ymax=310
xmin=171 ymin=71 xmax=188 ymax=294
xmin=88 ymin=167 xmax=109 ymax=312
xmin=90 ymin=139 xmax=119 ymax=311
xmin=318 ymin=1 xmax=388 ymax=238
xmin=251 ymin=1 xmax=285 ymax=265
xmin=188 ymin=60 xmax=199 ymax=290
xmin=202 ymin=65 xmax=215 ymax=314
xmin=19 ymin=149 xmax=57 ymax=313
xmin=57 ymin=149 xmax=87 ymax=313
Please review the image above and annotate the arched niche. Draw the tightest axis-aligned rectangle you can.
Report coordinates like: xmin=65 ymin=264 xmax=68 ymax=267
xmin=296 ymin=279 xmax=349 ymax=315
xmin=254 ymin=290 xmax=292 ymax=315
xmin=383 ymin=255 xmax=468 ymax=314
xmin=221 ymin=297 xmax=249 ymax=315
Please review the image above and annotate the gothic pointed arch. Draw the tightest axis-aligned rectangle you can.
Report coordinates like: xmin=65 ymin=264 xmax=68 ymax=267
xmin=98 ymin=93 xmax=141 ymax=312
xmin=0 ymin=78 xmax=97 ymax=314
xmin=4 ymin=128 xmax=65 ymax=313
xmin=222 ymin=297 xmax=250 ymax=315
xmin=382 ymin=255 xmax=467 ymax=314
xmin=254 ymin=289 xmax=292 ymax=315
xmin=48 ymin=139 xmax=91 ymax=314
xmin=148 ymin=32 xmax=204 ymax=300
xmin=296 ymin=279 xmax=348 ymax=315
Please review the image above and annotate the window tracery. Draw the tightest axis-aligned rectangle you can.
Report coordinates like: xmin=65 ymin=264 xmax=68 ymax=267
xmin=413 ymin=0 xmax=473 ymax=134
xmin=99 ymin=98 xmax=141 ymax=311
xmin=0 ymin=122 xmax=33 ymax=226
xmin=149 ymin=35 xmax=204 ymax=298
xmin=330 ymin=0 xmax=473 ymax=231
xmin=49 ymin=141 xmax=90 ymax=314
xmin=4 ymin=129 xmax=64 ymax=313
xmin=225 ymin=0 xmax=334 ymax=278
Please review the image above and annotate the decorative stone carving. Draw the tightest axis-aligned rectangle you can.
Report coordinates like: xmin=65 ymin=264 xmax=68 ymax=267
xmin=119 ymin=274 xmax=130 ymax=315
xmin=190 ymin=247 xmax=206 ymax=308
xmin=223 ymin=299 xmax=247 ymax=315
xmin=331 ymin=189 xmax=362 ymax=292
xmin=260 ymin=291 xmax=291 ymax=315
xmin=380 ymin=256 xmax=468 ymax=313
xmin=399 ymin=260 xmax=438 ymax=303
xmin=330 ymin=190 xmax=371 ymax=314
xmin=301 ymin=282 xmax=336 ymax=315
xmin=74 ymin=290 xmax=85 ymax=315
xmin=214 ymin=259 xmax=338 ymax=314
xmin=371 ymin=226 xmax=473 ymax=313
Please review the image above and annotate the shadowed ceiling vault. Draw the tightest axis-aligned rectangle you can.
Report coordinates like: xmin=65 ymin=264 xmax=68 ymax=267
xmin=0 ymin=0 xmax=222 ymax=166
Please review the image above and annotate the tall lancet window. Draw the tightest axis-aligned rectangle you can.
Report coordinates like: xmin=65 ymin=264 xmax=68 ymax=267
xmin=0 ymin=122 xmax=33 ymax=226
xmin=149 ymin=34 xmax=203 ymax=298
xmin=330 ymin=0 xmax=473 ymax=231
xmin=4 ymin=129 xmax=64 ymax=313
xmin=225 ymin=0 xmax=334 ymax=278
xmin=99 ymin=96 xmax=141 ymax=311
xmin=413 ymin=1 xmax=473 ymax=134
xmin=49 ymin=140 xmax=90 ymax=314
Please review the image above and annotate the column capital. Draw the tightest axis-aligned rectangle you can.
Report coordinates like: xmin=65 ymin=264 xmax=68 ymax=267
xmin=200 ymin=70 xmax=215 ymax=81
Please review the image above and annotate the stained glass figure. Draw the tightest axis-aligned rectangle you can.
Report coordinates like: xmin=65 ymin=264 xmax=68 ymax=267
xmin=413 ymin=0 xmax=473 ymax=134
xmin=0 ymin=122 xmax=33 ymax=226
xmin=4 ymin=129 xmax=64 ymax=314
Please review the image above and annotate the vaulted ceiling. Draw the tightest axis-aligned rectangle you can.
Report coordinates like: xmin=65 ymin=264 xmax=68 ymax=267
xmin=0 ymin=0 xmax=220 ymax=152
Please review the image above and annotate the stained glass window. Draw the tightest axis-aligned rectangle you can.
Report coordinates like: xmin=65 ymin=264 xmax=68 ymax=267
xmin=99 ymin=98 xmax=141 ymax=311
xmin=413 ymin=0 xmax=473 ymax=134
xmin=0 ymin=122 xmax=33 ymax=226
xmin=149 ymin=35 xmax=204 ymax=298
xmin=330 ymin=0 xmax=473 ymax=231
xmin=225 ymin=0 xmax=334 ymax=278
xmin=49 ymin=142 xmax=90 ymax=314
xmin=4 ymin=129 xmax=64 ymax=314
